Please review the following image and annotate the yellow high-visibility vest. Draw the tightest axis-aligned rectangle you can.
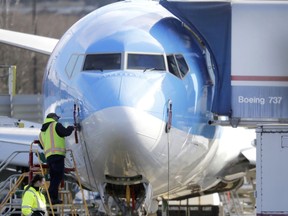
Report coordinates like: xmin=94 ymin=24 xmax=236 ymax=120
xmin=39 ymin=118 xmax=66 ymax=158
xmin=21 ymin=185 xmax=47 ymax=216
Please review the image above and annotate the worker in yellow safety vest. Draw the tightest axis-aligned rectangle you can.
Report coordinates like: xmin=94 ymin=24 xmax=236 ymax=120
xmin=21 ymin=174 xmax=47 ymax=216
xmin=39 ymin=113 xmax=74 ymax=205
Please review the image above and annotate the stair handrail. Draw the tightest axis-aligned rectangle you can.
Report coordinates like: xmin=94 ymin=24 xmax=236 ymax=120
xmin=0 ymin=174 xmax=24 ymax=216
xmin=0 ymin=150 xmax=30 ymax=172
xmin=66 ymin=148 xmax=91 ymax=216
xmin=0 ymin=172 xmax=28 ymax=211
xmin=0 ymin=142 xmax=91 ymax=215
xmin=0 ymin=173 xmax=22 ymax=195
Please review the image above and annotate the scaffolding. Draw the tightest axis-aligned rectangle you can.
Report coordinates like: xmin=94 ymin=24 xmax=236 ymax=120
xmin=0 ymin=140 xmax=91 ymax=215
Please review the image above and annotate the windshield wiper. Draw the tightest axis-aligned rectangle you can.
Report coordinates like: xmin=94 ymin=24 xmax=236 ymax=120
xmin=143 ymin=67 xmax=164 ymax=72
xmin=94 ymin=68 xmax=103 ymax=72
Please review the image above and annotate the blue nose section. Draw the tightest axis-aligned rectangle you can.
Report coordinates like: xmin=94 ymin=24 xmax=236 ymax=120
xmin=79 ymin=71 xmax=166 ymax=119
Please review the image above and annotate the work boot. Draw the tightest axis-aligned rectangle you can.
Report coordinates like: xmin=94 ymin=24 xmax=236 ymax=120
xmin=51 ymin=199 xmax=63 ymax=205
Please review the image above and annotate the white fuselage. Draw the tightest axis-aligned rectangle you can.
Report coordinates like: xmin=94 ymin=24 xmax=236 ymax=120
xmin=65 ymin=106 xmax=220 ymax=199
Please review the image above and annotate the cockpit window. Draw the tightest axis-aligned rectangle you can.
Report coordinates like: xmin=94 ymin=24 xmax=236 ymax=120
xmin=66 ymin=54 xmax=85 ymax=78
xmin=167 ymin=54 xmax=189 ymax=79
xmin=127 ymin=54 xmax=165 ymax=71
xmin=167 ymin=55 xmax=180 ymax=78
xmin=83 ymin=53 xmax=121 ymax=71
xmin=175 ymin=54 xmax=189 ymax=77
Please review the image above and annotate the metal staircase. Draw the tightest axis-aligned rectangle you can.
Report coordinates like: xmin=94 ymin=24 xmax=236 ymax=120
xmin=219 ymin=170 xmax=256 ymax=216
xmin=0 ymin=141 xmax=92 ymax=215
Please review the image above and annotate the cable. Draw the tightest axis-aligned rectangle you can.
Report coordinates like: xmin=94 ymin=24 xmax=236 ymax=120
xmin=167 ymin=130 xmax=170 ymax=216
xmin=166 ymin=99 xmax=172 ymax=216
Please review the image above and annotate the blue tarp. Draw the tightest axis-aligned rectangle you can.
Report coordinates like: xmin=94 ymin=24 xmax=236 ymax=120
xmin=160 ymin=0 xmax=231 ymax=116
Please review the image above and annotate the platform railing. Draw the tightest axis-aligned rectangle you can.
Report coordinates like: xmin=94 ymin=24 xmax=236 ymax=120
xmin=0 ymin=141 xmax=92 ymax=215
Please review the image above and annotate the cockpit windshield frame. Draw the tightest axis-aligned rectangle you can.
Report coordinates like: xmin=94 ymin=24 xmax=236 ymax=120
xmin=125 ymin=52 xmax=166 ymax=72
xmin=82 ymin=53 xmax=122 ymax=72
xmin=166 ymin=53 xmax=189 ymax=79
xmin=81 ymin=52 xmax=190 ymax=76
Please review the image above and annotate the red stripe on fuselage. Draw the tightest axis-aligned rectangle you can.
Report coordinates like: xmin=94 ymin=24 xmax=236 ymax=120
xmin=231 ymin=75 xmax=288 ymax=81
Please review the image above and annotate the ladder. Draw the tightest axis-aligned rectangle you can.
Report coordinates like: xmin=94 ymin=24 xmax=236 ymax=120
xmin=0 ymin=173 xmax=28 ymax=215
xmin=220 ymin=190 xmax=244 ymax=216
xmin=0 ymin=140 xmax=91 ymax=215
xmin=219 ymin=172 xmax=256 ymax=216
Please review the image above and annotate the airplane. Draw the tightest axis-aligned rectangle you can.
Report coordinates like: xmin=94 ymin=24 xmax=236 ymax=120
xmin=0 ymin=0 xmax=256 ymax=215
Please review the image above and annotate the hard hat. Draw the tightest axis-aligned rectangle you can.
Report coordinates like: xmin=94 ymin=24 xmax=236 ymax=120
xmin=46 ymin=113 xmax=60 ymax=120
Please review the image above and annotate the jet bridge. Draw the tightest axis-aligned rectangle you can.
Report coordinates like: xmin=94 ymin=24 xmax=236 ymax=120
xmin=160 ymin=1 xmax=288 ymax=215
xmin=160 ymin=0 xmax=288 ymax=127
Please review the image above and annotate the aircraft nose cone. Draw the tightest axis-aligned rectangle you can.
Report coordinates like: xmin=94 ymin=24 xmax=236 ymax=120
xmin=85 ymin=106 xmax=164 ymax=149
xmin=82 ymin=106 xmax=165 ymax=177
xmin=80 ymin=72 xmax=167 ymax=177
xmin=82 ymin=73 xmax=166 ymax=149
xmin=80 ymin=72 xmax=166 ymax=115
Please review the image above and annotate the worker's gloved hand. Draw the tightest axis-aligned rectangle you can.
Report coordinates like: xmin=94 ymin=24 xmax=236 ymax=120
xmin=38 ymin=143 xmax=43 ymax=150
xmin=67 ymin=125 xmax=74 ymax=133
xmin=33 ymin=140 xmax=43 ymax=150
xmin=74 ymin=123 xmax=81 ymax=132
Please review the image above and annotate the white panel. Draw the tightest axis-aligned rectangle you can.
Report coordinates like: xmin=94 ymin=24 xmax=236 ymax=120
xmin=232 ymin=1 xmax=288 ymax=81
xmin=257 ymin=125 xmax=288 ymax=213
